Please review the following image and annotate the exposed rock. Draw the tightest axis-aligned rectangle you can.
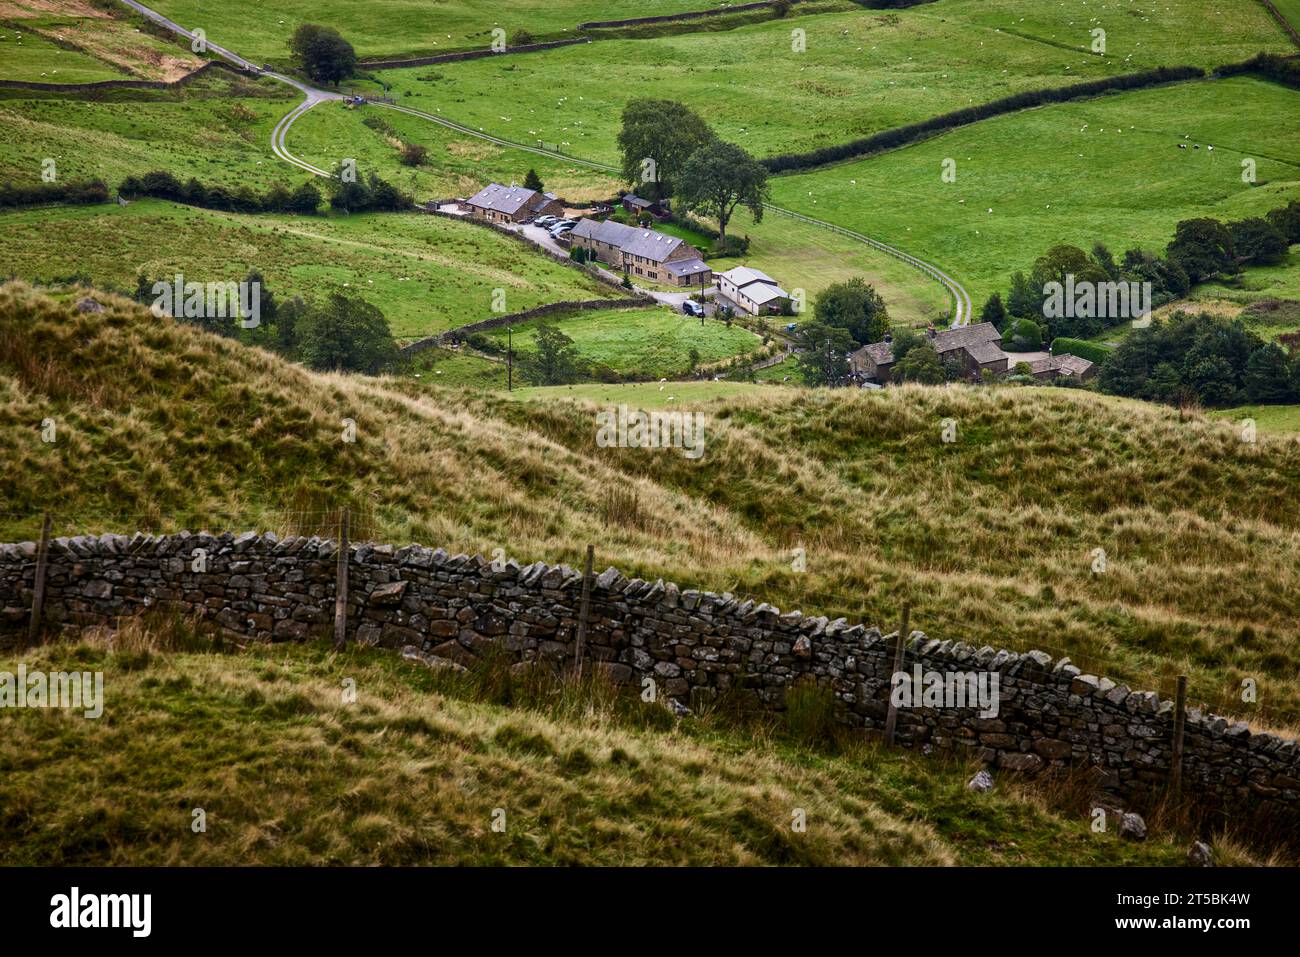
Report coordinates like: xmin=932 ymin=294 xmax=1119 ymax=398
xmin=1187 ymin=841 xmax=1212 ymax=866
xmin=401 ymin=645 xmax=467 ymax=673
xmin=967 ymin=770 xmax=995 ymax=793
xmin=1119 ymin=812 xmax=1147 ymax=841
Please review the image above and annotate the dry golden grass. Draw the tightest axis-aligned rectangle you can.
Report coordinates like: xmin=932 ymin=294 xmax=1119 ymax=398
xmin=3 ymin=282 xmax=1300 ymax=728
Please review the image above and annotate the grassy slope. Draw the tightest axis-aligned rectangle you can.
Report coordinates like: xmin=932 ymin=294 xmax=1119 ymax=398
xmin=0 ymin=199 xmax=621 ymax=340
xmin=1211 ymin=402 xmax=1300 ymax=436
xmin=0 ymin=26 xmax=124 ymax=84
xmin=769 ymin=77 xmax=1300 ymax=304
xmin=0 ymin=73 xmax=296 ymax=189
xmin=142 ymin=0 xmax=727 ymax=62
xmin=5 ymin=283 xmax=1300 ymax=729
xmin=1192 ymin=245 xmax=1300 ymax=306
xmin=0 ymin=627 xmax=1199 ymax=866
xmin=372 ymin=1 xmax=1289 ymax=166
xmin=481 ymin=306 xmax=764 ymax=379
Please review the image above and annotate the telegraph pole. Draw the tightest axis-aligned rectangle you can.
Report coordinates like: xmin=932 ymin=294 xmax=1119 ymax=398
xmin=507 ymin=326 xmax=513 ymax=392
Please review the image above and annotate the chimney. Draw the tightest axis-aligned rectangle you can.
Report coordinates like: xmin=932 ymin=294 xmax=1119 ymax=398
xmin=883 ymin=332 xmax=893 ymax=344
xmin=926 ymin=325 xmax=936 ymax=339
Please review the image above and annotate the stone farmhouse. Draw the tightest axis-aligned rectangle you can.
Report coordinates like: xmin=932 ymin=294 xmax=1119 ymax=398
xmin=851 ymin=322 xmax=1008 ymax=383
xmin=464 ymin=183 xmax=563 ymax=224
xmin=716 ymin=266 xmax=789 ymax=315
xmin=1022 ymin=354 xmax=1097 ymax=382
xmin=569 ymin=219 xmax=712 ymax=287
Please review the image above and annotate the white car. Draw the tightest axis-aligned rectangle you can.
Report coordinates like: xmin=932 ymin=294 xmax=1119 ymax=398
xmin=549 ymin=221 xmax=577 ymax=237
xmin=534 ymin=215 xmax=559 ymax=228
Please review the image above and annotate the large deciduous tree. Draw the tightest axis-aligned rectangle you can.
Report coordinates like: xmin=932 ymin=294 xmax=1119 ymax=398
xmin=296 ymin=293 xmax=397 ymax=373
xmin=290 ymin=24 xmax=357 ymax=86
xmin=794 ymin=321 xmax=854 ymax=387
xmin=812 ymin=277 xmax=890 ymax=347
xmin=675 ymin=141 xmax=769 ymax=247
xmin=616 ymin=99 xmax=715 ymax=201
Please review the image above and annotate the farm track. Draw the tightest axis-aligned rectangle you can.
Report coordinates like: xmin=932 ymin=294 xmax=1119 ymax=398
xmin=117 ymin=1 xmax=973 ymax=326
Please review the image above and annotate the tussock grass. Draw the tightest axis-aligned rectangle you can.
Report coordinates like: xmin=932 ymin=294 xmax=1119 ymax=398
xmin=4 ymin=283 xmax=1300 ymax=728
xmin=0 ymin=628 xmax=1199 ymax=866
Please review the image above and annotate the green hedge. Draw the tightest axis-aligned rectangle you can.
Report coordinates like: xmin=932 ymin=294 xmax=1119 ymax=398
xmin=1051 ymin=337 xmax=1112 ymax=365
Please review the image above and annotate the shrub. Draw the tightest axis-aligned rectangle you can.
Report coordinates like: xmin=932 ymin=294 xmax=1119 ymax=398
xmin=0 ymin=179 xmax=108 ymax=209
xmin=1050 ymin=337 xmax=1111 ymax=366
xmin=399 ymin=143 xmax=428 ymax=167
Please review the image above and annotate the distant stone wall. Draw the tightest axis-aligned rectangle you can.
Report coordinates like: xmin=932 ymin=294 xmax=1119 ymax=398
xmin=2 ymin=532 xmax=1297 ymax=821
xmin=401 ymin=298 xmax=658 ymax=355
xmin=0 ymin=60 xmax=240 ymax=95
xmin=359 ymin=39 xmax=590 ymax=70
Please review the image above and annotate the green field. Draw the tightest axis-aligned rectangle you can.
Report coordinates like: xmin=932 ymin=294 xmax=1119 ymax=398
xmin=144 ymin=0 xmax=730 ymax=63
xmin=0 ymin=74 xmax=295 ymax=190
xmin=370 ymin=0 xmax=1290 ymax=166
xmin=1193 ymin=244 xmax=1300 ymax=305
xmin=508 ymin=378 xmax=771 ymax=405
xmin=481 ymin=306 xmax=765 ymax=379
xmin=0 ymin=25 xmax=125 ymax=84
xmin=769 ymin=77 xmax=1300 ymax=304
xmin=1210 ymin=403 xmax=1300 ymax=436
xmin=401 ymin=345 xmax=507 ymax=389
xmin=0 ymin=200 xmax=621 ymax=340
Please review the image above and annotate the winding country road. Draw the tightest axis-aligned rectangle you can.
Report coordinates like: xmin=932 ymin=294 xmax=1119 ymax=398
xmin=120 ymin=1 xmax=971 ymax=326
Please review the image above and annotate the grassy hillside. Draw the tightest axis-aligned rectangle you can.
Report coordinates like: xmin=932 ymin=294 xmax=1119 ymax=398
xmin=769 ymin=77 xmax=1300 ymax=303
xmin=0 ymin=200 xmax=623 ymax=340
xmin=372 ymin=1 xmax=1290 ymax=166
xmin=1 ymin=620 xmax=1210 ymax=866
xmin=0 ymin=73 xmax=295 ymax=189
xmin=5 ymin=282 xmax=1300 ymax=730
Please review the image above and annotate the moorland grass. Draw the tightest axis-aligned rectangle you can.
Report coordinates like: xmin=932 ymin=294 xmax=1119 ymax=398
xmin=0 ymin=619 xmax=1208 ymax=866
xmin=4 ymin=283 xmax=1300 ymax=728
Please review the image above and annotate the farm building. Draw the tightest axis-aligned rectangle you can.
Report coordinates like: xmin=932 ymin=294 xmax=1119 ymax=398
xmin=851 ymin=322 xmax=1008 ymax=383
xmin=569 ymin=219 xmax=711 ymax=287
xmin=463 ymin=183 xmax=563 ymax=224
xmin=1022 ymin=354 xmax=1097 ymax=382
xmin=621 ymin=194 xmax=669 ymax=219
xmin=716 ymin=266 xmax=790 ymax=315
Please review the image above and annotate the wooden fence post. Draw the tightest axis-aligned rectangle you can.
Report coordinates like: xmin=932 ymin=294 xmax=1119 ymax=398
xmin=573 ymin=545 xmax=594 ymax=678
xmin=883 ymin=602 xmax=911 ymax=747
xmin=27 ymin=511 xmax=52 ymax=646
xmin=333 ymin=508 xmax=350 ymax=651
xmin=1170 ymin=674 xmax=1188 ymax=796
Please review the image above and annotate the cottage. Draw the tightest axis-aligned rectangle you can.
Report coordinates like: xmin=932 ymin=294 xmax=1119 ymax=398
xmin=850 ymin=322 xmax=1007 ymax=383
xmin=1023 ymin=354 xmax=1097 ymax=382
xmin=716 ymin=266 xmax=789 ymax=315
xmin=569 ymin=219 xmax=711 ymax=287
xmin=463 ymin=183 xmax=563 ymax=224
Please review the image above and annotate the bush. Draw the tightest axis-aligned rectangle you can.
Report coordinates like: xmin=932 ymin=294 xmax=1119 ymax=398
xmin=1050 ymin=337 xmax=1111 ymax=366
xmin=0 ymin=179 xmax=108 ymax=209
xmin=398 ymin=143 xmax=428 ymax=167
xmin=120 ymin=171 xmax=325 ymax=215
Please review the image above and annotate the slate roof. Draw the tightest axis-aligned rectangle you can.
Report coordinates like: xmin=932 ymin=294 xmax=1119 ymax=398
xmin=465 ymin=183 xmax=545 ymax=216
xmin=570 ymin=218 xmax=691 ymax=264
xmin=1028 ymin=354 xmax=1095 ymax=377
xmin=662 ymin=257 xmax=711 ymax=277
xmin=856 ymin=322 xmax=1002 ymax=366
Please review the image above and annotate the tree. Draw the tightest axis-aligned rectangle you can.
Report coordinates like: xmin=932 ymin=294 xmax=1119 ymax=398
xmin=1166 ymin=217 xmax=1236 ymax=284
xmin=522 ymin=321 xmax=581 ymax=385
xmin=1244 ymin=342 xmax=1295 ymax=404
xmin=522 ymin=168 xmax=544 ymax=191
xmin=296 ymin=293 xmax=397 ymax=372
xmin=1091 ymin=242 xmax=1120 ymax=281
xmin=285 ymin=180 xmax=322 ymax=215
xmin=890 ymin=327 xmax=924 ymax=363
xmin=891 ymin=342 xmax=946 ymax=384
xmin=794 ymin=321 xmax=853 ymax=386
xmin=243 ymin=269 xmax=277 ymax=329
xmin=616 ymin=98 xmax=715 ymax=200
xmin=1002 ymin=318 xmax=1042 ymax=352
xmin=275 ymin=295 xmax=307 ymax=356
xmin=675 ymin=141 xmax=769 ymax=247
xmin=1007 ymin=271 xmax=1038 ymax=318
xmin=812 ymin=277 xmax=890 ymax=346
xmin=1230 ymin=217 xmax=1289 ymax=267
xmin=1266 ymin=200 xmax=1300 ymax=244
xmin=979 ymin=292 xmax=1007 ymax=331
xmin=290 ymin=24 xmax=356 ymax=86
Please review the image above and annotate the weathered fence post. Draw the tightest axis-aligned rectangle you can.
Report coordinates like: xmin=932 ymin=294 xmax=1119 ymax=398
xmin=573 ymin=545 xmax=594 ymax=678
xmin=333 ymin=508 xmax=350 ymax=651
xmin=883 ymin=602 xmax=911 ymax=747
xmin=1170 ymin=674 xmax=1188 ymax=796
xmin=27 ymin=511 xmax=52 ymax=646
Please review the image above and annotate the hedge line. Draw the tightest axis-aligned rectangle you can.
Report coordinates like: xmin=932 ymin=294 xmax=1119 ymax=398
xmin=1216 ymin=52 xmax=1300 ymax=88
xmin=761 ymin=65 xmax=1205 ymax=173
xmin=0 ymin=179 xmax=109 ymax=210
xmin=1051 ymin=337 xmax=1113 ymax=366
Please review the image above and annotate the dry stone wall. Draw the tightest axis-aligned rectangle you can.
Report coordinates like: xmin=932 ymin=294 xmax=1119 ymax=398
xmin=2 ymin=531 xmax=1297 ymax=821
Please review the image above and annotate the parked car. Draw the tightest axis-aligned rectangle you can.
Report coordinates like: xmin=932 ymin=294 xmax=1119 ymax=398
xmin=549 ymin=221 xmax=577 ymax=237
xmin=534 ymin=215 xmax=559 ymax=228
xmin=682 ymin=300 xmax=705 ymax=318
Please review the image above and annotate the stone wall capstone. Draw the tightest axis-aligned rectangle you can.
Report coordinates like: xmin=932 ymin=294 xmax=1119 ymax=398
xmin=2 ymin=531 xmax=1296 ymax=821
